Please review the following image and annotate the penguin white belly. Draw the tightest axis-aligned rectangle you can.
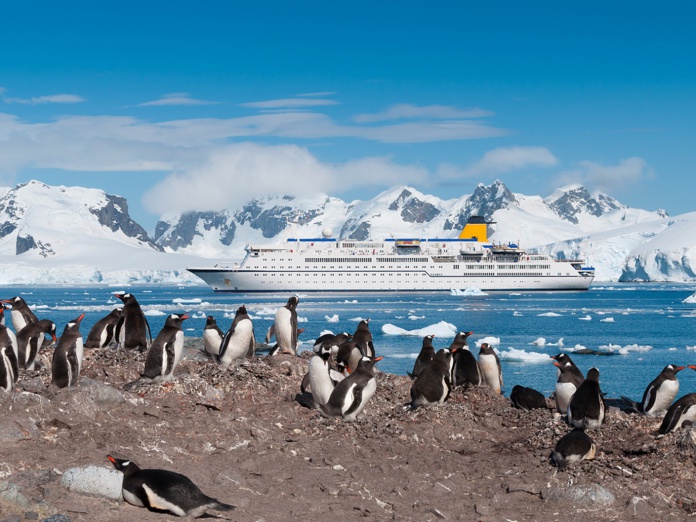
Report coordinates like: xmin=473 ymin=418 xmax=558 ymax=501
xmin=203 ymin=329 xmax=221 ymax=355
xmin=172 ymin=331 xmax=185 ymax=371
xmin=646 ymin=380 xmax=679 ymax=417
xmin=1 ymin=348 xmax=14 ymax=391
xmin=478 ymin=354 xmax=501 ymax=393
xmin=274 ymin=308 xmax=293 ymax=353
xmin=437 ymin=375 xmax=449 ymax=404
xmin=674 ymin=404 xmax=696 ymax=431
xmin=7 ymin=329 xmax=17 ymax=359
xmin=75 ymin=338 xmax=84 ymax=378
xmin=122 ymin=487 xmax=146 ymax=507
xmin=220 ymin=320 xmax=253 ymax=366
xmin=141 ymin=484 xmax=186 ymax=517
xmin=308 ymin=356 xmax=334 ymax=406
xmin=99 ymin=328 xmax=109 ymax=348
xmin=555 ymin=382 xmax=577 ymax=413
xmin=583 ymin=400 xmax=605 ymax=429
xmin=11 ymin=310 xmax=27 ymax=332
xmin=343 ymin=378 xmax=377 ymax=421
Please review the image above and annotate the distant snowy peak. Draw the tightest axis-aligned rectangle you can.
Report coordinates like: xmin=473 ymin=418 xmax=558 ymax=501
xmin=545 ymin=185 xmax=624 ymax=224
xmin=0 ymin=180 xmax=160 ymax=256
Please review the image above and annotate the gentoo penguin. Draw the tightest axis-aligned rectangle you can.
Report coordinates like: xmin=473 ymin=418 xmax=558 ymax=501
xmin=114 ymin=293 xmax=151 ymax=351
xmin=478 ymin=343 xmax=503 ymax=394
xmin=16 ymin=319 xmax=57 ymax=370
xmin=352 ymin=319 xmax=375 ymax=358
xmin=50 ymin=314 xmax=85 ymax=389
xmin=304 ymin=356 xmax=382 ymax=421
xmin=84 ymin=308 xmax=122 ymax=348
xmin=638 ymin=364 xmax=685 ymax=417
xmin=409 ymin=348 xmax=457 ymax=408
xmin=408 ymin=334 xmax=436 ymax=379
xmin=2 ymin=296 xmax=38 ymax=333
xmin=451 ymin=331 xmax=482 ymax=387
xmin=335 ymin=339 xmax=364 ymax=376
xmin=658 ymin=392 xmax=696 ymax=435
xmin=0 ymin=324 xmax=19 ymax=391
xmin=551 ymin=428 xmax=597 ymax=470
xmin=510 ymin=385 xmax=548 ymax=410
xmin=107 ymin=455 xmax=234 ymax=517
xmin=567 ymin=367 xmax=605 ymax=429
xmin=140 ymin=314 xmax=188 ymax=384
xmin=202 ymin=315 xmax=224 ymax=357
xmin=271 ymin=296 xmax=299 ymax=355
xmin=218 ymin=306 xmax=255 ymax=367
xmin=305 ymin=343 xmax=338 ymax=407
xmin=312 ymin=332 xmax=351 ymax=355
xmin=551 ymin=353 xmax=585 ymax=414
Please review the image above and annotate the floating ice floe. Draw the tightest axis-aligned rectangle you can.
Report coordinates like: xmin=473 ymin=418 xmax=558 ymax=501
xmin=325 ymin=314 xmax=339 ymax=323
xmin=387 ymin=353 xmax=419 ymax=359
xmin=381 ymin=321 xmax=457 ymax=337
xmin=538 ymin=312 xmax=562 ymax=317
xmin=298 ymin=317 xmax=308 ymax=323
xmin=513 ymin=311 xmax=523 ymax=316
xmin=349 ymin=317 xmax=366 ymax=322
xmin=600 ymin=317 xmax=615 ymax=323
xmin=255 ymin=307 xmax=277 ymax=316
xmin=344 ymin=299 xmax=358 ymax=303
xmin=191 ymin=312 xmax=206 ymax=319
xmin=531 ymin=338 xmax=546 ymax=346
xmin=475 ymin=336 xmax=501 ymax=347
xmin=684 ymin=292 xmax=696 ymax=304
xmin=409 ymin=315 xmax=425 ymax=320
xmin=450 ymin=287 xmax=488 ymax=296
xmin=499 ymin=348 xmax=552 ymax=363
xmin=600 ymin=343 xmax=652 ymax=355
xmin=172 ymin=297 xmax=202 ymax=304
xmin=687 ymin=345 xmax=696 ymax=352
xmin=547 ymin=338 xmax=564 ymax=347
xmin=579 ymin=315 xmax=592 ymax=321
xmin=566 ymin=344 xmax=588 ymax=352
xmin=144 ymin=310 xmax=166 ymax=316
xmin=669 ymin=347 xmax=678 ymax=351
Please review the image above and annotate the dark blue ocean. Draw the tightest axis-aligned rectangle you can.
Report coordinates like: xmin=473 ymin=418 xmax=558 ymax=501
xmin=3 ymin=283 xmax=695 ymax=401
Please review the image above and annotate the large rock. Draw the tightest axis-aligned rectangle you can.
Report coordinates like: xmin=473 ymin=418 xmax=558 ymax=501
xmin=60 ymin=466 xmax=122 ymax=500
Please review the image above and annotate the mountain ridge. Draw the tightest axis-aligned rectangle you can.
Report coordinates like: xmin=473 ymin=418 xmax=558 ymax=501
xmin=0 ymin=179 xmax=693 ymax=284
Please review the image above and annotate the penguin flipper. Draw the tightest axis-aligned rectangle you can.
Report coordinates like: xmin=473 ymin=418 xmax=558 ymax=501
xmin=300 ymin=372 xmax=311 ymax=393
xmin=641 ymin=384 xmax=657 ymax=414
xmin=343 ymin=386 xmax=364 ymax=418
xmin=658 ymin=401 xmax=685 ymax=435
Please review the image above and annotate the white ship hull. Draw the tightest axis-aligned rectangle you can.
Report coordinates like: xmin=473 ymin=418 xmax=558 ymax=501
xmin=187 ymin=217 xmax=595 ymax=293
xmin=188 ymin=266 xmax=593 ymax=292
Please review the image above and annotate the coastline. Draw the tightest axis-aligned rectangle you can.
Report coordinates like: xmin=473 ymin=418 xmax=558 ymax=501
xmin=1 ymin=339 xmax=695 ymax=521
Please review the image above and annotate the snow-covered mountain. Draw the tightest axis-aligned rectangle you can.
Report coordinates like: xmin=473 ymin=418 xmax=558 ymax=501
xmin=0 ymin=179 xmax=694 ymax=284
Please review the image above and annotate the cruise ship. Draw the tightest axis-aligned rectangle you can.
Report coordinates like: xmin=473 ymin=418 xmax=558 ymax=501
xmin=187 ymin=217 xmax=595 ymax=292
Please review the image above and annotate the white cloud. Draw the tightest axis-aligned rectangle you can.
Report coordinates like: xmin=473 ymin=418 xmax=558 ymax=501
xmin=137 ymin=92 xmax=219 ymax=107
xmin=141 ymin=142 xmax=428 ymax=215
xmin=4 ymin=94 xmax=85 ymax=105
xmin=239 ymin=97 xmax=339 ymax=109
xmin=296 ymin=91 xmax=337 ymax=97
xmin=353 ymin=103 xmax=492 ymax=123
xmin=439 ymin=146 xmax=558 ymax=179
xmin=554 ymin=157 xmax=651 ymax=193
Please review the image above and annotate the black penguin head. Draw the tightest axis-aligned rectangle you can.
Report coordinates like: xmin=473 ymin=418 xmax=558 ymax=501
xmin=664 ymin=364 xmax=685 ymax=376
xmin=206 ymin=315 xmax=217 ymax=326
xmin=166 ymin=313 xmax=189 ymax=328
xmin=3 ymin=296 xmax=26 ymax=308
xmin=286 ymin=296 xmax=299 ymax=310
xmin=422 ymin=335 xmax=435 ymax=347
xmin=111 ymin=307 xmax=123 ymax=316
xmin=63 ymin=314 xmax=85 ymax=335
xmin=586 ymin=367 xmax=600 ymax=382
xmin=107 ymin=454 xmax=141 ymax=475
xmin=318 ymin=344 xmax=333 ymax=359
xmin=236 ymin=305 xmax=248 ymax=317
xmin=479 ymin=343 xmax=494 ymax=355
xmin=356 ymin=355 xmax=382 ymax=371
xmin=114 ymin=293 xmax=136 ymax=304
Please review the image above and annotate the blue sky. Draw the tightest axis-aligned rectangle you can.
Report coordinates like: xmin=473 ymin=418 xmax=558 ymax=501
xmin=1 ymin=1 xmax=694 ymax=230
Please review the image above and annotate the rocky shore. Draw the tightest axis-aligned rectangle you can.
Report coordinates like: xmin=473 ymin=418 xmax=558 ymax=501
xmin=2 ymin=340 xmax=696 ymax=521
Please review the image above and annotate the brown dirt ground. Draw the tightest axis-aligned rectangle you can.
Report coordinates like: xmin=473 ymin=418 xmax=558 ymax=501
xmin=2 ymin=341 xmax=696 ymax=522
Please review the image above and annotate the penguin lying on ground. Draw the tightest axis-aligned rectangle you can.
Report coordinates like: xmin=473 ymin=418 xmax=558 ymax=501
xmin=510 ymin=385 xmax=548 ymax=410
xmin=107 ymin=455 xmax=234 ymax=517
xmin=551 ymin=428 xmax=597 ymax=470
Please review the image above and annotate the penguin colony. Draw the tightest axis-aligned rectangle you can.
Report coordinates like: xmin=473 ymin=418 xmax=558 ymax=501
xmin=3 ymin=291 xmax=696 ymax=517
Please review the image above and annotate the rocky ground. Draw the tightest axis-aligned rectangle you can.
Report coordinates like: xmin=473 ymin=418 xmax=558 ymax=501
xmin=2 ymin=341 xmax=696 ymax=522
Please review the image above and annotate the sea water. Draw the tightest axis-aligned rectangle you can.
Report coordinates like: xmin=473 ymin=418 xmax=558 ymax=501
xmin=2 ymin=283 xmax=695 ymax=401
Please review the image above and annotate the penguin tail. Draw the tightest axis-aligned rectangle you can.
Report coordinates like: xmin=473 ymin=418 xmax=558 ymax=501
xmin=406 ymin=371 xmax=415 ymax=379
xmin=212 ymin=500 xmax=235 ymax=512
xmin=295 ymin=391 xmax=317 ymax=410
xmin=608 ymin=395 xmax=641 ymax=414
